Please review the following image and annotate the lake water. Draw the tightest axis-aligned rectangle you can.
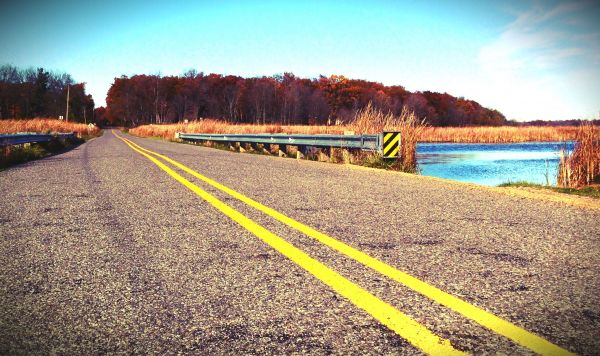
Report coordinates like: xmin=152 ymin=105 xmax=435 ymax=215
xmin=417 ymin=141 xmax=575 ymax=186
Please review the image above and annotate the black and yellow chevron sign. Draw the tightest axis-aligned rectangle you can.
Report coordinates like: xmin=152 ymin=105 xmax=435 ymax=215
xmin=382 ymin=131 xmax=401 ymax=158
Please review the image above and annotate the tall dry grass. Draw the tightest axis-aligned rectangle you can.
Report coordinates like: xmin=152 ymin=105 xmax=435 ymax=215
xmin=130 ymin=119 xmax=590 ymax=144
xmin=0 ymin=118 xmax=100 ymax=137
xmin=129 ymin=119 xmax=345 ymax=139
xmin=396 ymin=108 xmax=427 ymax=172
xmin=349 ymin=102 xmax=399 ymax=134
xmin=420 ymin=125 xmax=586 ymax=143
xmin=558 ymin=123 xmax=600 ymax=188
xmin=350 ymin=103 xmax=425 ymax=172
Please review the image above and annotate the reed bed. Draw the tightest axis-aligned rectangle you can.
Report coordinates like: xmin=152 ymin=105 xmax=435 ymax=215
xmin=558 ymin=123 xmax=600 ymax=188
xmin=0 ymin=118 xmax=100 ymax=137
xmin=420 ymin=125 xmax=587 ymax=143
xmin=130 ymin=119 xmax=591 ymax=143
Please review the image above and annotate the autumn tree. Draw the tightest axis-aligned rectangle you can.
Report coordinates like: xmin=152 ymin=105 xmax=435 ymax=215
xmin=0 ymin=64 xmax=94 ymax=122
xmin=104 ymin=70 xmax=507 ymax=127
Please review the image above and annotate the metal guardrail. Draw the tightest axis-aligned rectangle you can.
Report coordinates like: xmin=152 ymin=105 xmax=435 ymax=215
xmin=175 ymin=132 xmax=383 ymax=152
xmin=0 ymin=132 xmax=77 ymax=147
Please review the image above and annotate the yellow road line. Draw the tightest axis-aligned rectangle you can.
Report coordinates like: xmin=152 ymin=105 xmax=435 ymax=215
xmin=114 ymin=131 xmax=463 ymax=355
xmin=119 ymin=133 xmax=574 ymax=356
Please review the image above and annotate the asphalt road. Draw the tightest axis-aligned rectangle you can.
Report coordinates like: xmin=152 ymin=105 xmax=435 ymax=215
xmin=1 ymin=130 xmax=598 ymax=354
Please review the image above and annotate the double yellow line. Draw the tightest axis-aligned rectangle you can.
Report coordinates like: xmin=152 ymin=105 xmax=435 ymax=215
xmin=114 ymin=131 xmax=572 ymax=355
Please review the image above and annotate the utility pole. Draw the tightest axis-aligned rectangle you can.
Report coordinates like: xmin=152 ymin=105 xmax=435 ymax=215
xmin=65 ymin=85 xmax=70 ymax=122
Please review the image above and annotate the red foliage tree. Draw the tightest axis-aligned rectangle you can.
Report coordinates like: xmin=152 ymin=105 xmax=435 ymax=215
xmin=103 ymin=71 xmax=506 ymax=127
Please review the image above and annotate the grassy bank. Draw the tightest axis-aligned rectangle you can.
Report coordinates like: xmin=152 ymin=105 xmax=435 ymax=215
xmin=0 ymin=118 xmax=102 ymax=169
xmin=498 ymin=181 xmax=600 ymax=198
xmin=0 ymin=136 xmax=84 ymax=169
xmin=129 ymin=119 xmax=592 ymax=143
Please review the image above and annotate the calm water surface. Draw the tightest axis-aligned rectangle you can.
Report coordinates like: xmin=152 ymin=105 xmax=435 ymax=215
xmin=417 ymin=142 xmax=575 ymax=186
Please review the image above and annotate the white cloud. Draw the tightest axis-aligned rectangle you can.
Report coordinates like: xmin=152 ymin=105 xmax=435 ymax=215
xmin=475 ymin=1 xmax=600 ymax=121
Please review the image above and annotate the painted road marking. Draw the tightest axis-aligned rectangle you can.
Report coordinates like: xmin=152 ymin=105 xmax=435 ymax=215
xmin=120 ymin=133 xmax=574 ymax=355
xmin=114 ymin=131 xmax=463 ymax=355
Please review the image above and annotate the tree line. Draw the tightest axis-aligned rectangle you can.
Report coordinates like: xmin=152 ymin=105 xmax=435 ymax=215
xmin=0 ymin=64 xmax=94 ymax=122
xmin=104 ymin=71 xmax=507 ymax=127
xmin=517 ymin=119 xmax=600 ymax=127
xmin=0 ymin=64 xmax=508 ymax=127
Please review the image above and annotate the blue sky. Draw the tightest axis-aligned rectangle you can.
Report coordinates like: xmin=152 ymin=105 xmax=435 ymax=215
xmin=1 ymin=0 xmax=598 ymax=121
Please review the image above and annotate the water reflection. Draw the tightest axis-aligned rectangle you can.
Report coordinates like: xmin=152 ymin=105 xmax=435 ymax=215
xmin=416 ymin=141 xmax=575 ymax=186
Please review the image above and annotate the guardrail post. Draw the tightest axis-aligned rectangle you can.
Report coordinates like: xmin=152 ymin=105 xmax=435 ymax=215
xmin=317 ymin=148 xmax=329 ymax=162
xmin=341 ymin=148 xmax=351 ymax=164
xmin=279 ymin=144 xmax=288 ymax=157
xmin=278 ymin=146 xmax=287 ymax=157
xmin=257 ymin=143 xmax=270 ymax=155
xmin=267 ymin=143 xmax=277 ymax=155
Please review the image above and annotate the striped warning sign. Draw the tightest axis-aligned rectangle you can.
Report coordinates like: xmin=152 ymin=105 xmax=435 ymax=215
xmin=382 ymin=131 xmax=401 ymax=158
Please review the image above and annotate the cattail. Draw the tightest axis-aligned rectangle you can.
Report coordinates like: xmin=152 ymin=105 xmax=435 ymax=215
xmin=557 ymin=123 xmax=599 ymax=187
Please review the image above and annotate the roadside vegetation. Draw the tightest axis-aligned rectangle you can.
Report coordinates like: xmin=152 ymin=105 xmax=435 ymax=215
xmin=130 ymin=120 xmax=589 ymax=143
xmin=0 ymin=136 xmax=82 ymax=169
xmin=129 ymin=120 xmax=326 ymax=139
xmin=0 ymin=118 xmax=101 ymax=169
xmin=349 ymin=103 xmax=425 ymax=172
xmin=0 ymin=118 xmax=100 ymax=137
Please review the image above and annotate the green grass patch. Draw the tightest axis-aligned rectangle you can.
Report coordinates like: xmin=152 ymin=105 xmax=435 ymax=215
xmin=498 ymin=181 xmax=600 ymax=198
xmin=359 ymin=153 xmax=419 ymax=173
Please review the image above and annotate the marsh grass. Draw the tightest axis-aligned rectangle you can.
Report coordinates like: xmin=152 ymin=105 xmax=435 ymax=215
xmin=128 ymin=116 xmax=597 ymax=175
xmin=420 ymin=125 xmax=590 ymax=143
xmin=558 ymin=123 xmax=600 ymax=188
xmin=129 ymin=119 xmax=591 ymax=144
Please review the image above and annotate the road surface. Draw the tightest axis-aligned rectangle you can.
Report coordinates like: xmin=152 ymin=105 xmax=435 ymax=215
xmin=1 ymin=130 xmax=598 ymax=354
